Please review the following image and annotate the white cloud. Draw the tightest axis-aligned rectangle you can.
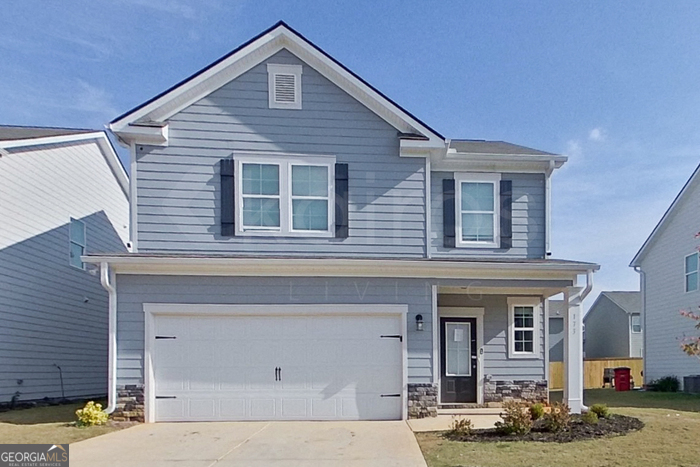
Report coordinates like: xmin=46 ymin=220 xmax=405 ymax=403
xmin=588 ymin=127 xmax=606 ymax=142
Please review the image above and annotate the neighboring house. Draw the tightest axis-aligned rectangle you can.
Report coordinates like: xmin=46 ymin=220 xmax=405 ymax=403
xmin=583 ymin=291 xmax=642 ymax=359
xmin=548 ymin=300 xmax=565 ymax=363
xmin=89 ymin=22 xmax=598 ymax=423
xmin=631 ymin=163 xmax=700 ymax=387
xmin=0 ymin=126 xmax=129 ymax=403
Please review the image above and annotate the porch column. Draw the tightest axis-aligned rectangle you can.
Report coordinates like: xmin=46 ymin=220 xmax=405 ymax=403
xmin=563 ymin=287 xmax=585 ymax=413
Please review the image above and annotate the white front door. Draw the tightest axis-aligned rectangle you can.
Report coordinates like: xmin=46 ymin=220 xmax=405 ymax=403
xmin=152 ymin=313 xmax=403 ymax=421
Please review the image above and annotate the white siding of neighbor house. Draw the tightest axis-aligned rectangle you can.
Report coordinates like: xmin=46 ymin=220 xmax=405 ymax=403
xmin=638 ymin=174 xmax=700 ymax=385
xmin=430 ymin=172 xmax=546 ymax=259
xmin=135 ymin=49 xmax=426 ymax=257
xmin=0 ymin=140 xmax=129 ymax=401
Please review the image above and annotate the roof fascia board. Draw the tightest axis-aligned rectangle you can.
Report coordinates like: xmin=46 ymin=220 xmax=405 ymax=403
xmin=0 ymin=131 xmax=106 ymax=149
xmin=84 ymin=256 xmax=598 ymax=279
xmin=630 ymin=163 xmax=700 ymax=267
xmin=109 ymin=24 xmax=444 ymax=146
xmin=431 ymin=156 xmax=565 ymax=173
xmin=95 ymin=134 xmax=130 ymax=198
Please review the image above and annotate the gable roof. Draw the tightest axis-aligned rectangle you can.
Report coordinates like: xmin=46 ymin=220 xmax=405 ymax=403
xmin=630 ymin=163 xmax=700 ymax=267
xmin=0 ymin=125 xmax=94 ymax=141
xmin=0 ymin=126 xmax=129 ymax=198
xmin=110 ymin=21 xmax=444 ymax=147
xmin=449 ymin=140 xmax=556 ymax=156
xmin=584 ymin=291 xmax=640 ymax=322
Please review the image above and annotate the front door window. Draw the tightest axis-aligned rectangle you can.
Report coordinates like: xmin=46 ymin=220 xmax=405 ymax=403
xmin=445 ymin=322 xmax=471 ymax=376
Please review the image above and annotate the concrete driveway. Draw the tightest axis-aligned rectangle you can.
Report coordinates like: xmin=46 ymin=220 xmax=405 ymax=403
xmin=71 ymin=421 xmax=427 ymax=467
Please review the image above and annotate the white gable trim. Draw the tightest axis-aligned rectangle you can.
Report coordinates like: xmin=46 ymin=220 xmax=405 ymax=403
xmin=0 ymin=131 xmax=129 ymax=198
xmin=109 ymin=23 xmax=444 ymax=148
xmin=630 ymin=163 xmax=700 ymax=267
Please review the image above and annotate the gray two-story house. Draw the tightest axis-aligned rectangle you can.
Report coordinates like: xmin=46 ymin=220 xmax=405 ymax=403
xmin=89 ymin=22 xmax=597 ymax=422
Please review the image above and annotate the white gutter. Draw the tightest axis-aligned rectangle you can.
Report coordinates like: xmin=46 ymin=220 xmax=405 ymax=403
xmin=100 ymin=262 xmax=117 ymax=414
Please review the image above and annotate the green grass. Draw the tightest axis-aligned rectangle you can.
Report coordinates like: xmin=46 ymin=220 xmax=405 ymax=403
xmin=416 ymin=389 xmax=700 ymax=467
xmin=0 ymin=401 xmax=121 ymax=444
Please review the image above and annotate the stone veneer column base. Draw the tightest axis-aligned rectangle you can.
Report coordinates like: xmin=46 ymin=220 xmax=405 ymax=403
xmin=111 ymin=385 xmax=145 ymax=422
xmin=407 ymin=383 xmax=438 ymax=418
xmin=484 ymin=379 xmax=548 ymax=404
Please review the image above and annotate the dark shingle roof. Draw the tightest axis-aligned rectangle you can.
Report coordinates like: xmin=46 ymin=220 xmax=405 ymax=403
xmin=449 ymin=139 xmax=556 ymax=156
xmin=602 ymin=291 xmax=641 ymax=314
xmin=0 ymin=125 xmax=95 ymax=142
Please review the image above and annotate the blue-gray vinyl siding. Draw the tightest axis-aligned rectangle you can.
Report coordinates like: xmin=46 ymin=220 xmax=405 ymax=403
xmin=0 ymin=212 xmax=127 ymax=401
xmin=430 ymin=172 xmax=546 ymax=258
xmin=136 ymin=49 xmax=426 ymax=257
xmin=439 ymin=294 xmax=546 ymax=381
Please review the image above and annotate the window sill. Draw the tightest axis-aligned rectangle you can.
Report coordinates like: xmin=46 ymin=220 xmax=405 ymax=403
xmin=455 ymin=241 xmax=500 ymax=249
xmin=508 ymin=353 xmax=541 ymax=360
xmin=236 ymin=229 xmax=334 ymax=238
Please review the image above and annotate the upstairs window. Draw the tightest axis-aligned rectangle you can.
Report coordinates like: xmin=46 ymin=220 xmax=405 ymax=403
xmin=267 ymin=64 xmax=302 ymax=109
xmin=455 ymin=173 xmax=500 ymax=248
xmin=235 ymin=154 xmax=334 ymax=237
xmin=685 ymin=252 xmax=698 ymax=292
xmin=631 ymin=313 xmax=642 ymax=333
xmin=69 ymin=218 xmax=86 ymax=269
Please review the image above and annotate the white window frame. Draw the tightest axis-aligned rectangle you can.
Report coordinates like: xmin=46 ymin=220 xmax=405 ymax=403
xmin=685 ymin=252 xmax=698 ymax=293
xmin=630 ymin=313 xmax=642 ymax=334
xmin=69 ymin=217 xmax=86 ymax=270
xmin=234 ymin=153 xmax=335 ymax=237
xmin=455 ymin=172 xmax=501 ymax=248
xmin=267 ymin=63 xmax=302 ymax=110
xmin=507 ymin=297 xmax=541 ymax=359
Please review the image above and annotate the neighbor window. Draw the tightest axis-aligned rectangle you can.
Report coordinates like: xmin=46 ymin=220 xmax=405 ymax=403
xmin=631 ymin=313 xmax=642 ymax=333
xmin=508 ymin=298 xmax=541 ymax=358
xmin=685 ymin=252 xmax=698 ymax=292
xmin=69 ymin=218 xmax=86 ymax=269
xmin=267 ymin=64 xmax=302 ymax=109
xmin=236 ymin=154 xmax=334 ymax=236
xmin=455 ymin=173 xmax=500 ymax=248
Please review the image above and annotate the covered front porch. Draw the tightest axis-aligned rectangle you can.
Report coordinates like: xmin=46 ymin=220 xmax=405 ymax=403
xmin=409 ymin=264 xmax=596 ymax=418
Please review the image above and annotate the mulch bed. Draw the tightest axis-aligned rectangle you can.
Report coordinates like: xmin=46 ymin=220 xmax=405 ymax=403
xmin=446 ymin=414 xmax=644 ymax=443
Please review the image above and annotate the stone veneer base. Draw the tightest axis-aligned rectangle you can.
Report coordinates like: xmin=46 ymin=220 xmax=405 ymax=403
xmin=111 ymin=385 xmax=145 ymax=422
xmin=408 ymin=383 xmax=438 ymax=418
xmin=484 ymin=379 xmax=548 ymax=404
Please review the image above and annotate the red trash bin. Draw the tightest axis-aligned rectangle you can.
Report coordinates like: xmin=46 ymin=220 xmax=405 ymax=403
xmin=614 ymin=367 xmax=632 ymax=391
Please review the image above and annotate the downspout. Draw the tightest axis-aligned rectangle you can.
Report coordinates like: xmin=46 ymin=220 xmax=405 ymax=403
xmin=100 ymin=262 xmax=117 ymax=414
xmin=425 ymin=154 xmax=432 ymax=259
xmin=545 ymin=160 xmax=554 ymax=257
xmin=634 ymin=266 xmax=646 ymax=374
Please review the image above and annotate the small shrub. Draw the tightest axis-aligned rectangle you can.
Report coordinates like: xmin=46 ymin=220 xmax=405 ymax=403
xmin=648 ymin=376 xmax=680 ymax=392
xmin=542 ymin=402 xmax=571 ymax=433
xmin=75 ymin=401 xmax=108 ymax=427
xmin=495 ymin=400 xmax=532 ymax=435
xmin=582 ymin=410 xmax=599 ymax=425
xmin=529 ymin=402 xmax=545 ymax=421
xmin=447 ymin=416 xmax=473 ymax=437
xmin=589 ymin=403 xmax=610 ymax=419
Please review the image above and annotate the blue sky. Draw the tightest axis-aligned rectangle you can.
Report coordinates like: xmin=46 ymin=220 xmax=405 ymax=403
xmin=2 ymin=1 xmax=700 ymax=309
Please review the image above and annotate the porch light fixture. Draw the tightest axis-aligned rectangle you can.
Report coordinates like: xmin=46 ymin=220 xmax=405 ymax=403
xmin=416 ymin=314 xmax=424 ymax=331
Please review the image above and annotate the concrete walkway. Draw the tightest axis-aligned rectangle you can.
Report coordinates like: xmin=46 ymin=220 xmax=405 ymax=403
xmin=408 ymin=409 xmax=502 ymax=432
xmin=71 ymin=421 xmax=427 ymax=467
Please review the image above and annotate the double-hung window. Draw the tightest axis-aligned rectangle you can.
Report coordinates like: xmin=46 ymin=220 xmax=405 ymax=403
xmin=236 ymin=154 xmax=334 ymax=237
xmin=508 ymin=298 xmax=541 ymax=358
xmin=685 ymin=252 xmax=698 ymax=292
xmin=69 ymin=218 xmax=86 ymax=269
xmin=455 ymin=173 xmax=500 ymax=248
xmin=631 ymin=313 xmax=642 ymax=333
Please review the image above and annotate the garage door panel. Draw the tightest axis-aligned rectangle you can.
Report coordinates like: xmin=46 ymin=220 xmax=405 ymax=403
xmin=152 ymin=313 xmax=403 ymax=421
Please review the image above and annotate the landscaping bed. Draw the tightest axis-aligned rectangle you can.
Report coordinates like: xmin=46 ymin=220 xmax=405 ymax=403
xmin=446 ymin=413 xmax=643 ymax=443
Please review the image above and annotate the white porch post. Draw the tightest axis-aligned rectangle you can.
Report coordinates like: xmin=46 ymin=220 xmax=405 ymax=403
xmin=563 ymin=287 xmax=585 ymax=413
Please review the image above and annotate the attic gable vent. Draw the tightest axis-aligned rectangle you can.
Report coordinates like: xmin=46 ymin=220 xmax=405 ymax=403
xmin=267 ymin=63 xmax=302 ymax=110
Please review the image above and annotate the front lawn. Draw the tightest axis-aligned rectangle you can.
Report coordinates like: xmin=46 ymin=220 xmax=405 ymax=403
xmin=0 ymin=402 xmax=122 ymax=444
xmin=416 ymin=389 xmax=700 ymax=467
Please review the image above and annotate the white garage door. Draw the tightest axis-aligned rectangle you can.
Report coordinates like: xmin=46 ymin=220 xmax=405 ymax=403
xmin=152 ymin=313 xmax=404 ymax=421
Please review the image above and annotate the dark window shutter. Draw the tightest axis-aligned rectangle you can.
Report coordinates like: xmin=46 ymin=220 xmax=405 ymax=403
xmin=443 ymin=178 xmax=456 ymax=248
xmin=335 ymin=163 xmax=349 ymax=238
xmin=220 ymin=158 xmax=235 ymax=237
xmin=500 ymin=180 xmax=512 ymax=249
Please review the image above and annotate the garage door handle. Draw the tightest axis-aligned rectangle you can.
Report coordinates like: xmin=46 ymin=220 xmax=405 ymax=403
xmin=380 ymin=394 xmax=401 ymax=398
xmin=275 ymin=367 xmax=281 ymax=381
xmin=155 ymin=336 xmax=177 ymax=340
xmin=156 ymin=396 xmax=177 ymax=399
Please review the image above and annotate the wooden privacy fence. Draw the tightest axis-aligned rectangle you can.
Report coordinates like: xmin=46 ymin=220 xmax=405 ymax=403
xmin=549 ymin=358 xmax=644 ymax=390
